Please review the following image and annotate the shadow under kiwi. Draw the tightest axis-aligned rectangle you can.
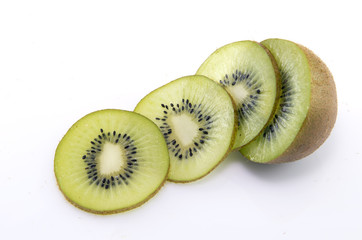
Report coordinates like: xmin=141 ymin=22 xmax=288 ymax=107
xmin=224 ymin=146 xmax=334 ymax=183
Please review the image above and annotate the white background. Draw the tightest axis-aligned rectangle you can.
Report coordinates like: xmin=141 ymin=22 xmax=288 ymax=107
xmin=1 ymin=0 xmax=361 ymax=239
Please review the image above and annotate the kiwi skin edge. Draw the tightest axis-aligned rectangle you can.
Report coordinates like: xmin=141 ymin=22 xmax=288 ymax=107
xmin=268 ymin=43 xmax=338 ymax=164
xmin=56 ymin=172 xmax=169 ymax=215
xmin=167 ymin=88 xmax=239 ymax=184
xmin=55 ymin=163 xmax=170 ymax=215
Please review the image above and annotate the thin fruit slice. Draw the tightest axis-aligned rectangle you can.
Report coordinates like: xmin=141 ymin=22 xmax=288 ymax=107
xmin=196 ymin=41 xmax=279 ymax=149
xmin=54 ymin=109 xmax=170 ymax=214
xmin=134 ymin=75 xmax=236 ymax=182
xmin=240 ymin=39 xmax=337 ymax=163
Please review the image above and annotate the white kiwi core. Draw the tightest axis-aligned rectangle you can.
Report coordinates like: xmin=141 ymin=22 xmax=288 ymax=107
xmin=97 ymin=142 xmax=125 ymax=175
xmin=170 ymin=114 xmax=199 ymax=146
xmin=225 ymin=84 xmax=249 ymax=105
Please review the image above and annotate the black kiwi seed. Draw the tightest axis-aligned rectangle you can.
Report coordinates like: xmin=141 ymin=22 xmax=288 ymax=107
xmin=220 ymin=70 xmax=262 ymax=126
xmin=262 ymin=70 xmax=293 ymax=141
xmin=82 ymin=128 xmax=137 ymax=189
xmin=155 ymin=99 xmax=213 ymax=160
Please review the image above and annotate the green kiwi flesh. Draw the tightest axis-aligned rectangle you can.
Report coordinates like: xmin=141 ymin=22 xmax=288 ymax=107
xmin=196 ymin=41 xmax=279 ymax=149
xmin=240 ymin=38 xmax=337 ymax=163
xmin=134 ymin=75 xmax=236 ymax=182
xmin=54 ymin=109 xmax=170 ymax=214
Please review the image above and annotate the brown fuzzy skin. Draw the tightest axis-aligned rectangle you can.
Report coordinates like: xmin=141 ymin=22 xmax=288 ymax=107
xmin=269 ymin=44 xmax=337 ymax=164
xmin=55 ymin=164 xmax=170 ymax=215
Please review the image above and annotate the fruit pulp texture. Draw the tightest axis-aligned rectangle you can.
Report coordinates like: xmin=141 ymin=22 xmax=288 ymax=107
xmin=135 ymin=75 xmax=235 ymax=182
xmin=54 ymin=110 xmax=169 ymax=213
xmin=196 ymin=41 xmax=278 ymax=149
xmin=240 ymin=39 xmax=311 ymax=163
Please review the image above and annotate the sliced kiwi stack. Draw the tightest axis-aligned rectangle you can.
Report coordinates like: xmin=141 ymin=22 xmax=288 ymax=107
xmin=54 ymin=109 xmax=169 ymax=214
xmin=196 ymin=41 xmax=280 ymax=150
xmin=134 ymin=75 xmax=236 ymax=182
xmin=240 ymin=38 xmax=337 ymax=163
xmin=55 ymin=38 xmax=336 ymax=214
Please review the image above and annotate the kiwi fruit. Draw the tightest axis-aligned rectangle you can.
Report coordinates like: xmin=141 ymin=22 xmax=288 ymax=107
xmin=54 ymin=109 xmax=170 ymax=214
xmin=240 ymin=38 xmax=337 ymax=163
xmin=134 ymin=75 xmax=236 ymax=182
xmin=196 ymin=40 xmax=280 ymax=149
xmin=54 ymin=38 xmax=336 ymax=214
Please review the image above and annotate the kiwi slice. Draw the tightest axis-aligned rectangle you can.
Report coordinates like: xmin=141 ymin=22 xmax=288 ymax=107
xmin=54 ymin=109 xmax=170 ymax=214
xmin=240 ymin=39 xmax=337 ymax=163
xmin=196 ymin=41 xmax=280 ymax=149
xmin=134 ymin=75 xmax=236 ymax=182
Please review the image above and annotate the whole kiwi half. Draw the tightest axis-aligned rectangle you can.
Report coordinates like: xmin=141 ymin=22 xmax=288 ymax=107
xmin=240 ymin=38 xmax=337 ymax=164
